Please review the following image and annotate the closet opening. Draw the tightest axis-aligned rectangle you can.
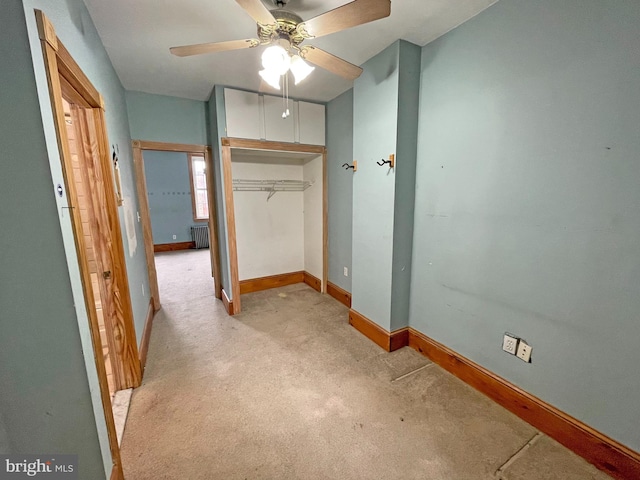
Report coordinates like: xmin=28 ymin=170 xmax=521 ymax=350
xmin=221 ymin=138 xmax=327 ymax=315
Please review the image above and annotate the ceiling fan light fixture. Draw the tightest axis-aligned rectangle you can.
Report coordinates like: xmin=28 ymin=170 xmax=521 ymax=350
xmin=259 ymin=68 xmax=282 ymax=90
xmin=289 ymin=55 xmax=315 ymax=84
xmin=261 ymin=45 xmax=291 ymax=76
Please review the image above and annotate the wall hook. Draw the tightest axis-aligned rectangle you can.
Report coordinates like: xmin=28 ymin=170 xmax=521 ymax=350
xmin=342 ymin=161 xmax=358 ymax=172
xmin=377 ymin=154 xmax=395 ymax=168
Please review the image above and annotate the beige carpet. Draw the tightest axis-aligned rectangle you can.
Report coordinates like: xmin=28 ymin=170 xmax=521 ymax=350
xmin=121 ymin=250 xmax=610 ymax=480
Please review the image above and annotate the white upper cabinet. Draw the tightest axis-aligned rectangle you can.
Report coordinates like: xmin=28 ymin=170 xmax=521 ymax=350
xmin=223 ymin=88 xmax=325 ymax=145
xmin=224 ymin=89 xmax=261 ymax=139
xmin=263 ymin=94 xmax=295 ymax=143
xmin=298 ymin=101 xmax=325 ymax=146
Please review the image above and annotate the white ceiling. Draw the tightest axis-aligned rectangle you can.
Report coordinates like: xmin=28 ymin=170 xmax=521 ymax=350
xmin=84 ymin=0 xmax=497 ymax=103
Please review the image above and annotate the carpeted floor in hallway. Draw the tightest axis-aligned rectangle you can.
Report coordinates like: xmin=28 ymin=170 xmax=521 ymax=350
xmin=120 ymin=249 xmax=610 ymax=480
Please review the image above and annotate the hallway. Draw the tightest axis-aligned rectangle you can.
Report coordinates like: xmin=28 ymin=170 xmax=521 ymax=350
xmin=120 ymin=251 xmax=610 ymax=479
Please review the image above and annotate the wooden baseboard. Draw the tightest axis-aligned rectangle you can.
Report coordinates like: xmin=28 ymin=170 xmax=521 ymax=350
xmin=348 ymin=309 xmax=407 ymax=352
xmin=139 ymin=298 xmax=155 ymax=373
xmin=239 ymin=271 xmax=322 ymax=295
xmin=303 ymin=271 xmax=322 ymax=292
xmin=240 ymin=271 xmax=304 ymax=295
xmin=406 ymin=329 xmax=640 ymax=480
xmin=153 ymin=241 xmax=195 ymax=252
xmin=327 ymin=281 xmax=351 ymax=308
xmin=348 ymin=314 xmax=640 ymax=479
xmin=390 ymin=327 xmax=410 ymax=352
xmin=348 ymin=313 xmax=640 ymax=479
xmin=222 ymin=288 xmax=234 ymax=316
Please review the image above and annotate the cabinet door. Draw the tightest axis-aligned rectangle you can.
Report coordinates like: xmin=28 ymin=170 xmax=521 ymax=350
xmin=263 ymin=94 xmax=295 ymax=143
xmin=224 ymin=89 xmax=261 ymax=139
xmin=298 ymin=101 xmax=325 ymax=146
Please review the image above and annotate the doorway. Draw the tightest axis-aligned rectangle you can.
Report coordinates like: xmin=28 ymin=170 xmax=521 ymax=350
xmin=62 ymin=96 xmax=138 ymax=442
xmin=131 ymin=141 xmax=222 ymax=311
xmin=37 ymin=10 xmax=140 ymax=479
xmin=62 ymin=98 xmax=119 ymax=395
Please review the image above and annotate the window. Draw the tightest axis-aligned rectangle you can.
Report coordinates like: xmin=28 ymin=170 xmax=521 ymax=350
xmin=188 ymin=154 xmax=209 ymax=221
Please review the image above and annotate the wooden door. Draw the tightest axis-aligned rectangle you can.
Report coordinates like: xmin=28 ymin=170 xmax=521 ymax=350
xmin=69 ymin=103 xmax=141 ymax=390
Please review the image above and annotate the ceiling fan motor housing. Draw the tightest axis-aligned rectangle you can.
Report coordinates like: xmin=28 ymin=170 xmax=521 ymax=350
xmin=258 ymin=9 xmax=306 ymax=47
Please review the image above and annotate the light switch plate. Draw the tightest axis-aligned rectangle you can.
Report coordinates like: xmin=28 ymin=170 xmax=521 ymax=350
xmin=344 ymin=267 xmax=349 ymax=277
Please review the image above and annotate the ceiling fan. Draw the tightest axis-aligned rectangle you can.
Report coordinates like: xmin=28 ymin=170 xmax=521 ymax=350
xmin=170 ymin=0 xmax=391 ymax=87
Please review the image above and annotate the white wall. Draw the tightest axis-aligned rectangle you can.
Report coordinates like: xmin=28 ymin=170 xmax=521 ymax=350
xmin=303 ymin=156 xmax=323 ymax=280
xmin=232 ymin=158 xmax=305 ymax=280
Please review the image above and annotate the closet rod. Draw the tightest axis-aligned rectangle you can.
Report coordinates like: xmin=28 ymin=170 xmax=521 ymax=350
xmin=232 ymin=179 xmax=314 ymax=191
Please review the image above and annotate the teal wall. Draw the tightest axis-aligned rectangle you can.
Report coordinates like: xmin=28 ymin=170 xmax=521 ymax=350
xmin=144 ymin=151 xmax=194 ymax=244
xmin=208 ymin=86 xmax=232 ymax=295
xmin=326 ymin=89 xmax=354 ymax=292
xmin=389 ymin=41 xmax=421 ymax=331
xmin=0 ymin=1 xmax=108 ymax=478
xmin=409 ymin=0 xmax=640 ymax=451
xmin=22 ymin=0 xmax=151 ymax=349
xmin=126 ymin=91 xmax=209 ymax=145
xmin=351 ymin=41 xmax=420 ymax=331
xmin=351 ymin=42 xmax=400 ymax=330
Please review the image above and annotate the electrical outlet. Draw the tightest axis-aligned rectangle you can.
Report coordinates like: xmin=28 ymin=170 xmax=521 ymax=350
xmin=141 ymin=283 xmax=145 ymax=297
xmin=173 ymin=234 xmax=177 ymax=240
xmin=502 ymin=334 xmax=519 ymax=355
xmin=344 ymin=267 xmax=349 ymax=277
xmin=517 ymin=341 xmax=532 ymax=363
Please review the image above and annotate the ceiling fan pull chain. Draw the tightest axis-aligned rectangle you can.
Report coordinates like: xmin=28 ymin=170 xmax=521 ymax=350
xmin=286 ymin=74 xmax=290 ymax=117
xmin=282 ymin=74 xmax=287 ymax=118
xmin=282 ymin=72 xmax=291 ymax=118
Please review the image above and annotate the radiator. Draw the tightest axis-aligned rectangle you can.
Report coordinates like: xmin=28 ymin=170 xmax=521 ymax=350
xmin=191 ymin=225 xmax=210 ymax=249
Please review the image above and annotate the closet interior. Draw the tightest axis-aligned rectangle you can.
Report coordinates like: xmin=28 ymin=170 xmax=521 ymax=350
xmin=231 ymin=148 xmax=324 ymax=291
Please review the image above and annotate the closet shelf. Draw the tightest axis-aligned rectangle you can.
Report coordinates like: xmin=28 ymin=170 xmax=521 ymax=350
xmin=232 ymin=179 xmax=314 ymax=192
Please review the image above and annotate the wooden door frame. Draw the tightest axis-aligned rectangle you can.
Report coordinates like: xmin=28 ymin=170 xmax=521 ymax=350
xmin=36 ymin=10 xmax=141 ymax=480
xmin=131 ymin=140 xmax=222 ymax=310
xmin=221 ymin=138 xmax=328 ymax=315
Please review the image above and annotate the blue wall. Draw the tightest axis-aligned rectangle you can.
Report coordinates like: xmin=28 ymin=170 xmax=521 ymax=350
xmin=326 ymin=89 xmax=354 ymax=292
xmin=0 ymin=2 xmax=105 ymax=474
xmin=390 ymin=41 xmax=421 ymax=331
xmin=2 ymin=0 xmax=156 ymax=476
xmin=126 ymin=91 xmax=209 ymax=145
xmin=351 ymin=41 xmax=420 ymax=331
xmin=22 ymin=0 xmax=151 ymax=354
xmin=409 ymin=0 xmax=640 ymax=451
xmin=208 ymin=86 xmax=232 ymax=296
xmin=144 ymin=151 xmax=195 ymax=244
xmin=351 ymin=42 xmax=400 ymax=330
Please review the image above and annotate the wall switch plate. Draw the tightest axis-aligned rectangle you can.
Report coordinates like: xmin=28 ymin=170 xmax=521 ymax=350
xmin=517 ymin=341 xmax=532 ymax=362
xmin=173 ymin=234 xmax=177 ymax=240
xmin=344 ymin=267 xmax=349 ymax=277
xmin=502 ymin=334 xmax=519 ymax=355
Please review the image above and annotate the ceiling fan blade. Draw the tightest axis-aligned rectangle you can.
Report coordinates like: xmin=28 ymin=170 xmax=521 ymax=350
xmin=300 ymin=46 xmax=363 ymax=80
xmin=170 ymin=39 xmax=260 ymax=57
xmin=236 ymin=0 xmax=277 ymax=25
xmin=297 ymin=0 xmax=390 ymax=39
